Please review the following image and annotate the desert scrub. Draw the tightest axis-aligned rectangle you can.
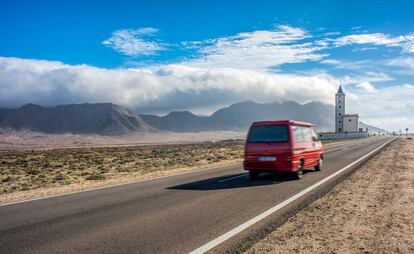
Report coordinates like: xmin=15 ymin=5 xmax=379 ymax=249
xmin=85 ymin=173 xmax=106 ymax=181
xmin=0 ymin=140 xmax=243 ymax=194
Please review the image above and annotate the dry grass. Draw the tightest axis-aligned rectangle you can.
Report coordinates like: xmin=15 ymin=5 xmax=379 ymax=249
xmin=0 ymin=141 xmax=243 ymax=200
xmin=246 ymin=138 xmax=414 ymax=254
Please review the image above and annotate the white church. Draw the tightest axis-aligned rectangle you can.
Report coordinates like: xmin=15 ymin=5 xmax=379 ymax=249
xmin=319 ymin=85 xmax=368 ymax=140
xmin=335 ymin=85 xmax=359 ymax=133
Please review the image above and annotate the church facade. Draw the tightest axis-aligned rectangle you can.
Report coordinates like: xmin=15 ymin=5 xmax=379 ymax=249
xmin=318 ymin=85 xmax=367 ymax=140
xmin=335 ymin=85 xmax=359 ymax=133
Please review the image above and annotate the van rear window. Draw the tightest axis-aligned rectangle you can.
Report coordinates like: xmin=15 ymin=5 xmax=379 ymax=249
xmin=247 ymin=125 xmax=289 ymax=142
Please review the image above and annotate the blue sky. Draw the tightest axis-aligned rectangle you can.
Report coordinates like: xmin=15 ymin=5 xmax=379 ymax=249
xmin=1 ymin=0 xmax=414 ymax=131
xmin=2 ymin=0 xmax=414 ymax=68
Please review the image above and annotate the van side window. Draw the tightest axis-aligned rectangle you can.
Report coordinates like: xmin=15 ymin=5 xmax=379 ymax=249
xmin=293 ymin=126 xmax=304 ymax=142
xmin=311 ymin=128 xmax=318 ymax=140
xmin=302 ymin=127 xmax=313 ymax=142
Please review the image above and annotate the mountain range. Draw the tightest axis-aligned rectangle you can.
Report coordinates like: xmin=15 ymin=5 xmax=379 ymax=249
xmin=0 ymin=101 xmax=386 ymax=135
xmin=358 ymin=122 xmax=386 ymax=134
xmin=141 ymin=100 xmax=334 ymax=132
xmin=0 ymin=103 xmax=155 ymax=135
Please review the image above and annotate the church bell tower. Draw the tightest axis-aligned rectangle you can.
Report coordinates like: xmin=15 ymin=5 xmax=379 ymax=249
xmin=335 ymin=85 xmax=345 ymax=132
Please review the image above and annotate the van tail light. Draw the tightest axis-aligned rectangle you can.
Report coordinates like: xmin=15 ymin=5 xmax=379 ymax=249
xmin=244 ymin=155 xmax=254 ymax=160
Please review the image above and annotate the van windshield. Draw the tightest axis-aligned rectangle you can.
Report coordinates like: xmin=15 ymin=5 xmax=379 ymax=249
xmin=247 ymin=125 xmax=289 ymax=142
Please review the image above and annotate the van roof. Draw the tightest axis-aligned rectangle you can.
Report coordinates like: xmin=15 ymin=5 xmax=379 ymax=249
xmin=251 ymin=120 xmax=314 ymax=127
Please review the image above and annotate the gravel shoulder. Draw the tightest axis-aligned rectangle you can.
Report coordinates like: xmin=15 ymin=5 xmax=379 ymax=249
xmin=246 ymin=138 xmax=414 ymax=254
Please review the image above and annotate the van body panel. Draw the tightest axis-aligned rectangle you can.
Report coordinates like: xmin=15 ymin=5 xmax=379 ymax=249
xmin=244 ymin=120 xmax=323 ymax=174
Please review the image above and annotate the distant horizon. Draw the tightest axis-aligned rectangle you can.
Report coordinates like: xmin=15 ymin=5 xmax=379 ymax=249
xmin=1 ymin=99 xmax=332 ymax=115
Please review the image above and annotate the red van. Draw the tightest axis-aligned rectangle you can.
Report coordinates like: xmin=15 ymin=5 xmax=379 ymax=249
xmin=244 ymin=120 xmax=324 ymax=180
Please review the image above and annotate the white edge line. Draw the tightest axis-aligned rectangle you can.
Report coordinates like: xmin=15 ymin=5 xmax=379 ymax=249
xmin=217 ymin=174 xmax=248 ymax=183
xmin=189 ymin=137 xmax=396 ymax=254
xmin=0 ymin=162 xmax=241 ymax=207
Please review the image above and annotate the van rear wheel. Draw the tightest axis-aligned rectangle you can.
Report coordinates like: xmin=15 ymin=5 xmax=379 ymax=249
xmin=249 ymin=171 xmax=260 ymax=180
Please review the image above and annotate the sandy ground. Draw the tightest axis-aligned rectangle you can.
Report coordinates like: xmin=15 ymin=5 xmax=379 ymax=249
xmin=0 ymin=140 xmax=244 ymax=204
xmin=0 ymin=130 xmax=245 ymax=150
xmin=0 ymin=137 xmax=352 ymax=205
xmin=246 ymin=138 xmax=414 ymax=253
xmin=0 ymin=159 xmax=242 ymax=204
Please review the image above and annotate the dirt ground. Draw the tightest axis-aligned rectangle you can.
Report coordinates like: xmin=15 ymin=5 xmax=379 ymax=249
xmin=246 ymin=138 xmax=414 ymax=254
xmin=0 ymin=140 xmax=244 ymax=203
xmin=0 ymin=129 xmax=245 ymax=150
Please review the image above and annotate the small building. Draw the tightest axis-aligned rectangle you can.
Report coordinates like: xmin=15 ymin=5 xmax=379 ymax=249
xmin=343 ymin=114 xmax=359 ymax=132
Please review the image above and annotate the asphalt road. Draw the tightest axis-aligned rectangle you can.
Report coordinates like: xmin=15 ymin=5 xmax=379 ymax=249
xmin=0 ymin=136 xmax=394 ymax=254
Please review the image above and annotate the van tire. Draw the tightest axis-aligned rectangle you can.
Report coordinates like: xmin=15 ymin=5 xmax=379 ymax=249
xmin=294 ymin=161 xmax=304 ymax=179
xmin=249 ymin=171 xmax=260 ymax=180
xmin=315 ymin=157 xmax=323 ymax=171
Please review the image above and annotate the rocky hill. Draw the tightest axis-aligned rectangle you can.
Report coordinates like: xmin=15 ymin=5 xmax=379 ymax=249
xmin=141 ymin=100 xmax=334 ymax=132
xmin=0 ymin=103 xmax=156 ymax=135
xmin=359 ymin=122 xmax=387 ymax=133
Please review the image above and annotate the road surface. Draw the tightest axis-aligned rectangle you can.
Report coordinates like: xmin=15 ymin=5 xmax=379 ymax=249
xmin=0 ymin=136 xmax=394 ymax=254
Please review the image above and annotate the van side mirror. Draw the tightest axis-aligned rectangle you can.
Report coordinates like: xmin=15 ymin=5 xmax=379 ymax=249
xmin=312 ymin=136 xmax=319 ymax=142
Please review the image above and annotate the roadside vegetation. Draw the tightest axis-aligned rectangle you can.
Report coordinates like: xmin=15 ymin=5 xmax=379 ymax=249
xmin=246 ymin=138 xmax=413 ymax=253
xmin=0 ymin=140 xmax=244 ymax=196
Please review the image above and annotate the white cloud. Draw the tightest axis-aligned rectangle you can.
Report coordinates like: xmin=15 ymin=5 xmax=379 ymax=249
xmin=335 ymin=33 xmax=396 ymax=46
xmin=102 ymin=27 xmax=166 ymax=56
xmin=387 ymin=57 xmax=414 ymax=69
xmin=183 ymin=25 xmax=327 ymax=70
xmin=335 ymin=32 xmax=414 ymax=53
xmin=384 ymin=57 xmax=414 ymax=76
xmin=339 ymin=72 xmax=393 ymax=85
xmin=0 ymin=57 xmax=338 ymax=113
xmin=352 ymin=46 xmax=378 ymax=52
xmin=320 ymin=59 xmax=375 ymax=70
xmin=351 ymin=26 xmax=363 ymax=30
xmin=346 ymin=84 xmax=414 ymax=130
xmin=355 ymin=82 xmax=377 ymax=93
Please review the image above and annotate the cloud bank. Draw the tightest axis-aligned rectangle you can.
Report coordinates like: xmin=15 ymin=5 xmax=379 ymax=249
xmin=347 ymin=83 xmax=414 ymax=130
xmin=0 ymin=57 xmax=338 ymax=113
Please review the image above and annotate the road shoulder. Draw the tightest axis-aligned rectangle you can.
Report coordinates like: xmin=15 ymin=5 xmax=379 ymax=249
xmin=245 ymin=138 xmax=414 ymax=253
